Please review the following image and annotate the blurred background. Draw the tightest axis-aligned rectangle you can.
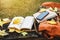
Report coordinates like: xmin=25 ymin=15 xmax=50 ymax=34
xmin=0 ymin=0 xmax=60 ymax=18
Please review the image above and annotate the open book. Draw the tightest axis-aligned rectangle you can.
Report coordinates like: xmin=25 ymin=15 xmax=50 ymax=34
xmin=8 ymin=16 xmax=34 ymax=33
xmin=33 ymin=9 xmax=57 ymax=23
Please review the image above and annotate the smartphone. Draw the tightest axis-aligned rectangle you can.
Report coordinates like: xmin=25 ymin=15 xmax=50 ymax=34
xmin=36 ymin=11 xmax=49 ymax=21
